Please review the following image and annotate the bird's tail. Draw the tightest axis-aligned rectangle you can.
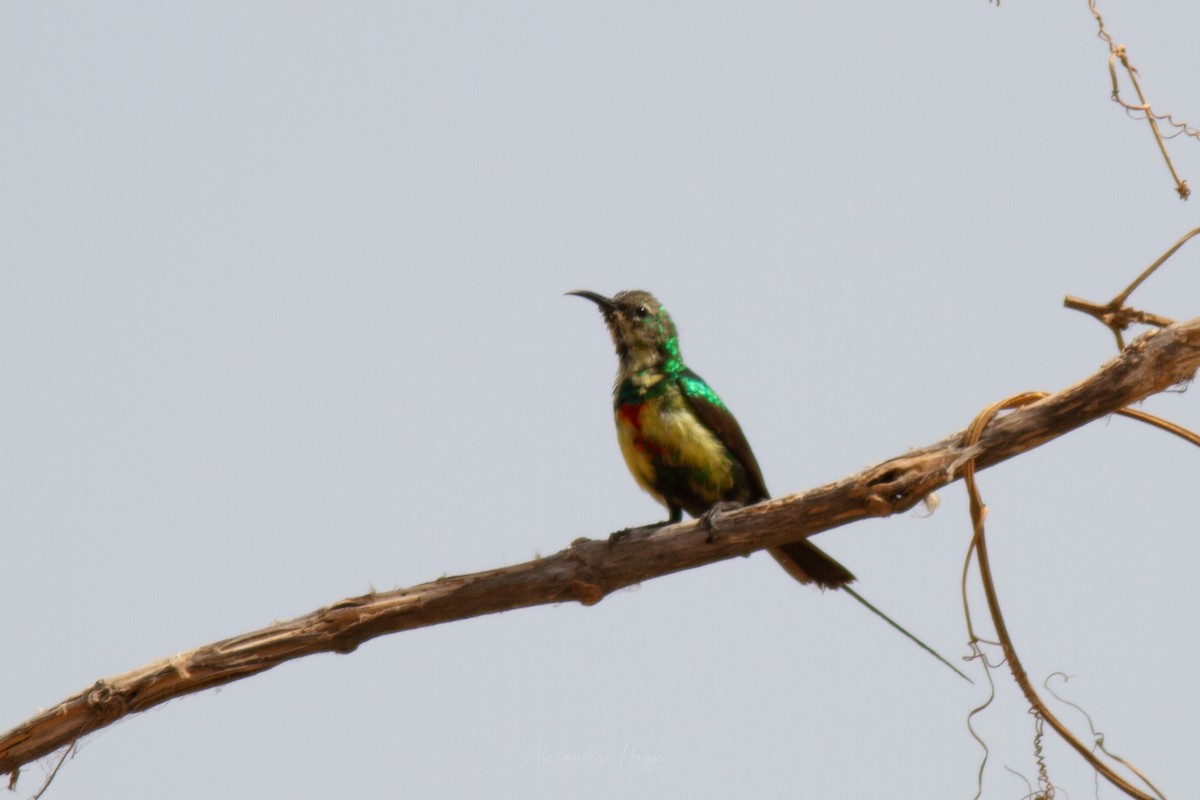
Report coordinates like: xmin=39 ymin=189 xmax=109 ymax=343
xmin=769 ymin=540 xmax=855 ymax=589
xmin=840 ymin=585 xmax=972 ymax=684
xmin=770 ymin=540 xmax=972 ymax=684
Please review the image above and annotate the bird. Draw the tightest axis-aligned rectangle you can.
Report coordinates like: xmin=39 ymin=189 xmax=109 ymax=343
xmin=566 ymin=288 xmax=853 ymax=588
xmin=569 ymin=289 xmax=971 ymax=682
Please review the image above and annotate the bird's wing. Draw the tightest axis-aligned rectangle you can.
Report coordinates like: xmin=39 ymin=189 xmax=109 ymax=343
xmin=680 ymin=367 xmax=855 ymax=588
xmin=677 ymin=367 xmax=770 ymax=501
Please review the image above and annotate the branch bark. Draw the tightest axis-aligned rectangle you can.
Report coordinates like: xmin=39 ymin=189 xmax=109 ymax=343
xmin=3 ymin=317 xmax=1199 ymax=781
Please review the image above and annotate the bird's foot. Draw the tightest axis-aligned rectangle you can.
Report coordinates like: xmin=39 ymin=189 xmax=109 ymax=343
xmin=701 ymin=502 xmax=743 ymax=543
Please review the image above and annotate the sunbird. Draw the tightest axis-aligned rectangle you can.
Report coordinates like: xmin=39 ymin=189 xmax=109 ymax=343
xmin=569 ymin=289 xmax=970 ymax=683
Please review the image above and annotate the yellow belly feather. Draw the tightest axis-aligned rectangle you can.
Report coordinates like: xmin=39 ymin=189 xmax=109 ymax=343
xmin=614 ymin=393 xmax=736 ymax=510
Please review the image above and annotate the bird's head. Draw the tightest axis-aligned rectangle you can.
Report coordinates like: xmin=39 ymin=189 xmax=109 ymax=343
xmin=567 ymin=289 xmax=681 ymax=376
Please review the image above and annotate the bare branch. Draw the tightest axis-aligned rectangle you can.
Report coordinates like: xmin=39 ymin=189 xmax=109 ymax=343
xmin=3 ymin=317 xmax=1199 ymax=780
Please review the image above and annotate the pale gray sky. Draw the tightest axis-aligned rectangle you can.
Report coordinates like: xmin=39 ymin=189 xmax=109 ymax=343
xmin=3 ymin=2 xmax=1198 ymax=797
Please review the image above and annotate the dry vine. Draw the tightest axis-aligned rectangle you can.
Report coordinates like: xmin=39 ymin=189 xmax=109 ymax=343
xmin=961 ymin=394 xmax=1197 ymax=800
xmin=1088 ymin=0 xmax=1199 ymax=199
xmin=990 ymin=0 xmax=1199 ymax=197
xmin=961 ymin=229 xmax=1200 ymax=799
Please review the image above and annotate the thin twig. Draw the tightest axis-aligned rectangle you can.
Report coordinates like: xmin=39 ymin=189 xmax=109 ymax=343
xmin=28 ymin=741 xmax=74 ymax=800
xmin=1065 ymin=226 xmax=1200 ymax=349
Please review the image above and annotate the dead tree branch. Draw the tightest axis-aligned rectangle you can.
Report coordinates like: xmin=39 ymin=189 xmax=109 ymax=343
xmin=3 ymin=317 xmax=1199 ymax=782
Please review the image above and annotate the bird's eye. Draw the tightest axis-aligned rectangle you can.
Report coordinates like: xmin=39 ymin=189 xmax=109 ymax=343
xmin=635 ymin=305 xmax=650 ymax=318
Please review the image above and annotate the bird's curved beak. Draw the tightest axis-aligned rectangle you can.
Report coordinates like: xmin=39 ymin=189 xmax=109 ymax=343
xmin=565 ymin=290 xmax=617 ymax=311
